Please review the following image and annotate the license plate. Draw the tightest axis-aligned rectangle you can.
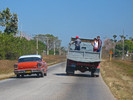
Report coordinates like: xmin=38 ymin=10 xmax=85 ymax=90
xmin=71 ymin=65 xmax=76 ymax=67
xmin=25 ymin=70 xmax=31 ymax=73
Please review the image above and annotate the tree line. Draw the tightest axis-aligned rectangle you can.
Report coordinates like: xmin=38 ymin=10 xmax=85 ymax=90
xmin=0 ymin=8 xmax=65 ymax=60
xmin=103 ymin=34 xmax=133 ymax=59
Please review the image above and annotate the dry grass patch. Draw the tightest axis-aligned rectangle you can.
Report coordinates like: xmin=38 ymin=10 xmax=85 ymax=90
xmin=43 ymin=55 xmax=66 ymax=65
xmin=101 ymin=59 xmax=133 ymax=100
xmin=0 ymin=60 xmax=17 ymax=74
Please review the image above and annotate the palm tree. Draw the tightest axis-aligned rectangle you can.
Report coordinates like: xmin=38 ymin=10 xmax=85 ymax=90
xmin=113 ymin=35 xmax=117 ymax=41
xmin=113 ymin=35 xmax=117 ymax=57
xmin=120 ymin=35 xmax=124 ymax=40
xmin=129 ymin=37 xmax=133 ymax=40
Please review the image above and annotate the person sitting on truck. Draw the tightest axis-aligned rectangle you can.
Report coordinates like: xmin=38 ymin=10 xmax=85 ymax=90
xmin=91 ymin=38 xmax=98 ymax=52
xmin=70 ymin=36 xmax=81 ymax=50
xmin=97 ymin=36 xmax=102 ymax=52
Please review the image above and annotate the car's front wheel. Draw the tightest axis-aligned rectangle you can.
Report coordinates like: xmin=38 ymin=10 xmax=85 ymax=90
xmin=40 ymin=72 xmax=44 ymax=77
xmin=44 ymin=73 xmax=47 ymax=76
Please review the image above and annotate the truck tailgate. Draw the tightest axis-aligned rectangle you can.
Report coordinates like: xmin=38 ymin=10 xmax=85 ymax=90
xmin=67 ymin=50 xmax=101 ymax=62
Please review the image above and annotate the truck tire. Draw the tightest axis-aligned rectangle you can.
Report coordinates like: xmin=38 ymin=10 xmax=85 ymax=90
xmin=95 ymin=75 xmax=99 ymax=77
xmin=91 ymin=71 xmax=95 ymax=77
xmin=72 ymin=71 xmax=75 ymax=75
xmin=66 ymin=71 xmax=74 ymax=75
xmin=66 ymin=64 xmax=75 ymax=76
xmin=66 ymin=72 xmax=70 ymax=75
xmin=95 ymin=68 xmax=100 ymax=77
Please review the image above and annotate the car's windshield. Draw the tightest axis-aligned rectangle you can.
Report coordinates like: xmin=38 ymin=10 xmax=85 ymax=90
xmin=18 ymin=57 xmax=42 ymax=63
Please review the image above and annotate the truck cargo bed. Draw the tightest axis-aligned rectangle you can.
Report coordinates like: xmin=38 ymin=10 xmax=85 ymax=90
xmin=67 ymin=50 xmax=101 ymax=63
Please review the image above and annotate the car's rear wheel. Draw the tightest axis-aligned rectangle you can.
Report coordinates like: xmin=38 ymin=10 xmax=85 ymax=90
xmin=16 ymin=74 xmax=20 ymax=78
xmin=21 ymin=74 xmax=24 ymax=78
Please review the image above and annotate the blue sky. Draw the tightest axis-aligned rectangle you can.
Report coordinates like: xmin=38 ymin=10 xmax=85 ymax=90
xmin=0 ymin=0 xmax=133 ymax=46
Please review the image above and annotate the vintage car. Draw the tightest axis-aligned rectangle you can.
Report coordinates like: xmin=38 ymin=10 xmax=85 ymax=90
xmin=14 ymin=55 xmax=47 ymax=78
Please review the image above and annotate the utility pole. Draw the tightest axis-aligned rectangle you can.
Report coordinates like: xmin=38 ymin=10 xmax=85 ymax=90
xmin=58 ymin=40 xmax=61 ymax=55
xmin=59 ymin=47 xmax=61 ymax=55
xmin=36 ymin=35 xmax=38 ymax=55
xmin=54 ymin=41 xmax=56 ymax=55
xmin=46 ymin=37 xmax=49 ymax=55
xmin=20 ymin=23 xmax=22 ymax=39
xmin=122 ymin=29 xmax=127 ymax=60
xmin=122 ymin=36 xmax=124 ymax=60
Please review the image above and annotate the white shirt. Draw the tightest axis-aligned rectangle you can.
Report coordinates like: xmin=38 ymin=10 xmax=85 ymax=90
xmin=94 ymin=41 xmax=98 ymax=48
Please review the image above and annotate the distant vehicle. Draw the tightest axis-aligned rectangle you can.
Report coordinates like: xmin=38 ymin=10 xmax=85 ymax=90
xmin=14 ymin=55 xmax=47 ymax=78
xmin=66 ymin=38 xmax=101 ymax=77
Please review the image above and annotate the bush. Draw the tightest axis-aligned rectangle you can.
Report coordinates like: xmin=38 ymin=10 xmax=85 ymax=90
xmin=131 ymin=55 xmax=133 ymax=61
xmin=0 ymin=33 xmax=46 ymax=60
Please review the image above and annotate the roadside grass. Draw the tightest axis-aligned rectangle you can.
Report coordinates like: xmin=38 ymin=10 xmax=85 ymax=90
xmin=0 ymin=55 xmax=66 ymax=80
xmin=101 ymin=59 xmax=133 ymax=100
xmin=113 ymin=60 xmax=133 ymax=77
xmin=0 ymin=60 xmax=17 ymax=75
xmin=43 ymin=55 xmax=66 ymax=65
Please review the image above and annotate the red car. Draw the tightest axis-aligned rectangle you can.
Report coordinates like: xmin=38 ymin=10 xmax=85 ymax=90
xmin=14 ymin=55 xmax=47 ymax=78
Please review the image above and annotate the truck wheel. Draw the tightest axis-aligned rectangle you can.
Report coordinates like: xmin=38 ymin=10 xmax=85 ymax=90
xmin=95 ymin=75 xmax=99 ymax=77
xmin=16 ymin=74 xmax=20 ymax=78
xmin=66 ymin=72 xmax=74 ymax=76
xmin=91 ymin=72 xmax=94 ymax=77
xmin=66 ymin=72 xmax=71 ymax=75
xmin=72 ymin=71 xmax=74 ymax=75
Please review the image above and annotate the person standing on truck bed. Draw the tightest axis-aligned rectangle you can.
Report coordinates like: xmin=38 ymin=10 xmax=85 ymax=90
xmin=91 ymin=38 xmax=98 ymax=52
xmin=70 ymin=36 xmax=81 ymax=50
xmin=97 ymin=36 xmax=102 ymax=52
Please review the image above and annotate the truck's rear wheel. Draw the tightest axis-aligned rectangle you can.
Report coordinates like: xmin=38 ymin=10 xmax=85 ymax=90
xmin=91 ymin=71 xmax=95 ymax=77
xmin=66 ymin=71 xmax=74 ymax=75
xmin=66 ymin=72 xmax=71 ymax=75
xmin=95 ymin=75 xmax=99 ymax=77
xmin=66 ymin=64 xmax=75 ymax=76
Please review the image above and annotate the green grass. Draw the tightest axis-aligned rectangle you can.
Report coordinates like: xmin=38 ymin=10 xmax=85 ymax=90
xmin=128 ymin=70 xmax=133 ymax=73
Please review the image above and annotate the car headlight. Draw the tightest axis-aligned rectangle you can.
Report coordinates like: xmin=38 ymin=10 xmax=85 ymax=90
xmin=37 ymin=63 xmax=42 ymax=68
xmin=14 ymin=64 xmax=18 ymax=69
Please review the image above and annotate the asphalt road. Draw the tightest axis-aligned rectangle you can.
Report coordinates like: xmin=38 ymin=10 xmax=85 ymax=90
xmin=0 ymin=62 xmax=116 ymax=100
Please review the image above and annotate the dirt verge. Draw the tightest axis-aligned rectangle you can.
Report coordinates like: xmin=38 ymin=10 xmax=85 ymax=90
xmin=101 ymin=59 xmax=133 ymax=100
